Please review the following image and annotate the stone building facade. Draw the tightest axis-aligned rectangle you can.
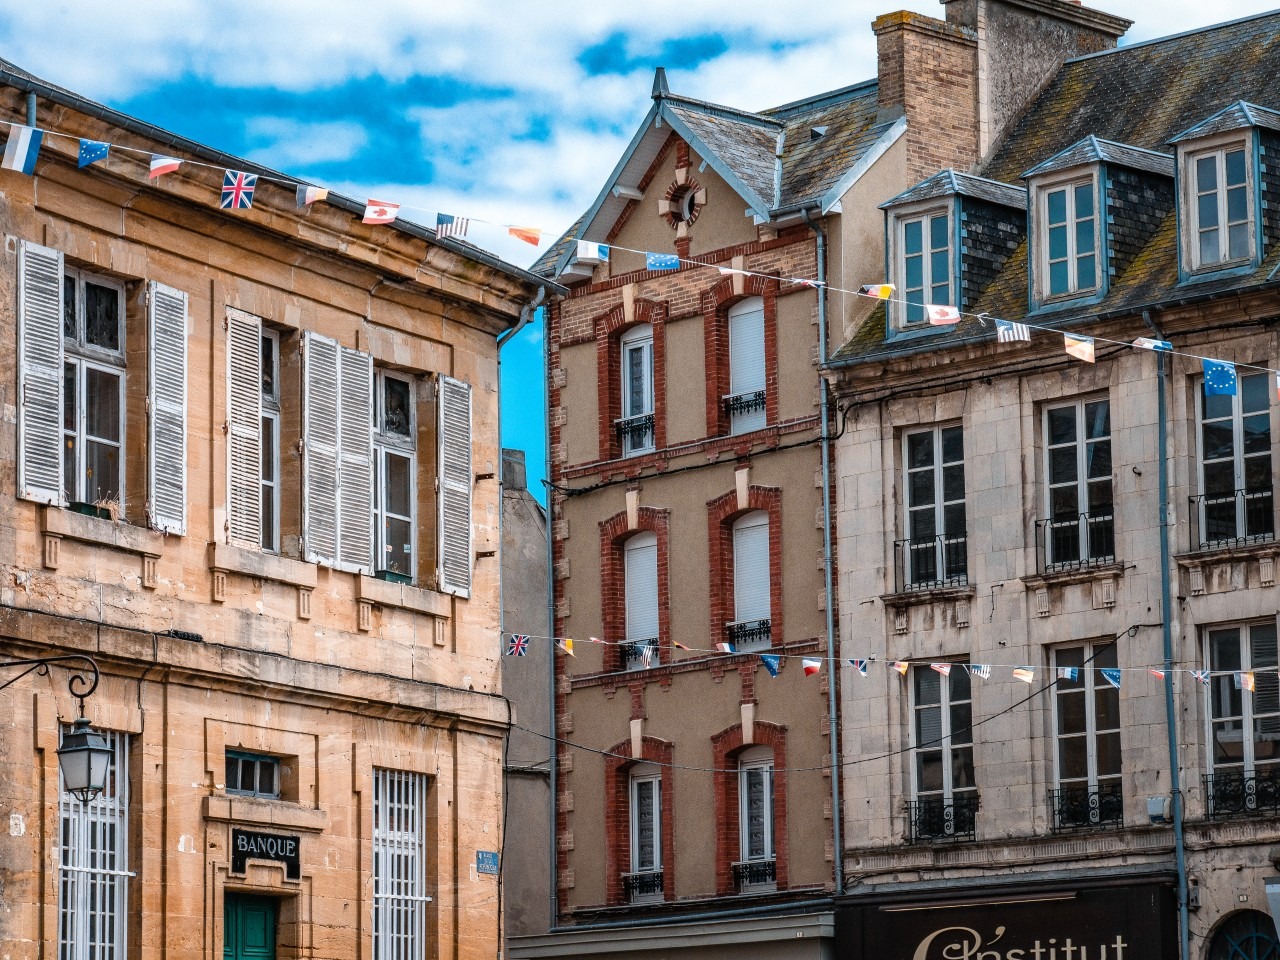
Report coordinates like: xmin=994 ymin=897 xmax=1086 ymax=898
xmin=0 ymin=61 xmax=553 ymax=960
xmin=827 ymin=9 xmax=1280 ymax=959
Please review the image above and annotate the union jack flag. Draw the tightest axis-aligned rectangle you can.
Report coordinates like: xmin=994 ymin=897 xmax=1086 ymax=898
xmin=221 ymin=170 xmax=257 ymax=210
xmin=506 ymin=634 xmax=529 ymax=657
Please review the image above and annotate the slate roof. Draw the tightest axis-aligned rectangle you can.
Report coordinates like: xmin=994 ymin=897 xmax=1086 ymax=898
xmin=1022 ymin=136 xmax=1174 ymax=180
xmin=665 ymin=101 xmax=782 ymax=206
xmin=881 ymin=169 xmax=1027 ymax=210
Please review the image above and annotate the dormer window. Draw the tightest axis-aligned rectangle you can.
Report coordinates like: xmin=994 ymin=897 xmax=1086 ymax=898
xmin=897 ymin=209 xmax=951 ymax=326
xmin=1039 ymin=178 xmax=1098 ymax=299
xmin=1189 ymin=143 xmax=1250 ymax=269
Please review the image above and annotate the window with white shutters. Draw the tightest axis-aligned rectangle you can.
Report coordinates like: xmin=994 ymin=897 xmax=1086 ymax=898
xmin=438 ymin=375 xmax=473 ymax=597
xmin=372 ymin=768 xmax=431 ymax=960
xmin=738 ymin=747 xmax=774 ymax=863
xmin=17 ymin=240 xmax=64 ymax=504
xmin=226 ymin=308 xmax=263 ymax=549
xmin=726 ymin=298 xmax=766 ymax=435
xmin=623 ymin=533 xmax=658 ymax=669
xmin=148 ymin=281 xmax=188 ymax=534
xmin=374 ymin=371 xmax=416 ymax=579
xmin=731 ymin=512 xmax=770 ymax=648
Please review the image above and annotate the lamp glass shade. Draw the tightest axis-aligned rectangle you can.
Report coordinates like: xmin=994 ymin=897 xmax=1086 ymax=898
xmin=58 ymin=717 xmax=112 ymax=802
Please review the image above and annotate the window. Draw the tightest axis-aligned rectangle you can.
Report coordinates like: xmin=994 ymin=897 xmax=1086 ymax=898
xmin=725 ymin=298 xmax=766 ymax=434
xmin=1188 ymin=144 xmax=1251 ymax=269
xmin=225 ymin=751 xmax=281 ymax=799
xmin=727 ymin=512 xmax=771 ymax=650
xmin=372 ymin=768 xmax=430 ymax=960
xmin=623 ymin=533 xmax=659 ymax=670
xmin=260 ymin=330 xmax=281 ymax=552
xmin=898 ymin=210 xmax=950 ymax=326
xmin=618 ymin=324 xmax=655 ymax=456
xmin=900 ymin=425 xmax=967 ymax=589
xmin=62 ymin=268 xmax=125 ymax=509
xmin=59 ymin=727 xmax=129 ymax=960
xmin=626 ymin=766 xmax=663 ymax=902
xmin=1042 ymin=399 xmax=1114 ymax=569
xmin=911 ymin=664 xmax=977 ymax=841
xmin=1208 ymin=911 xmax=1280 ymax=960
xmin=1039 ymin=179 xmax=1098 ymax=298
xmin=375 ymin=371 xmax=416 ymax=579
xmin=735 ymin=747 xmax=775 ymax=890
xmin=1195 ymin=372 xmax=1273 ymax=549
xmin=1204 ymin=621 xmax=1280 ymax=818
xmin=1051 ymin=643 xmax=1122 ymax=829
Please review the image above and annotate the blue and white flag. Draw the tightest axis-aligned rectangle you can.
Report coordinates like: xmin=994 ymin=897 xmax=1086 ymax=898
xmin=996 ymin=319 xmax=1031 ymax=343
xmin=2 ymin=124 xmax=43 ymax=175
xmin=1133 ymin=337 xmax=1172 ymax=352
xmin=645 ymin=251 xmax=681 ymax=271
xmin=575 ymin=239 xmax=609 ymax=262
xmin=1100 ymin=668 xmax=1122 ymax=689
xmin=77 ymin=139 xmax=109 ymax=168
xmin=760 ymin=654 xmax=781 ymax=677
xmin=1057 ymin=666 xmax=1079 ymax=682
xmin=1202 ymin=358 xmax=1238 ymax=396
xmin=849 ymin=658 xmax=868 ymax=677
xmin=967 ymin=663 xmax=992 ymax=680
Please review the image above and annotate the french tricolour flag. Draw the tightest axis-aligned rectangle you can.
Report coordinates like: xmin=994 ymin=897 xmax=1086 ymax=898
xmin=150 ymin=155 xmax=182 ymax=179
xmin=2 ymin=125 xmax=43 ymax=175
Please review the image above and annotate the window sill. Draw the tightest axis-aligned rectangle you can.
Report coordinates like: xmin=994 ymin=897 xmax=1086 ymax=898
xmin=209 ymin=542 xmax=318 ymax=589
xmin=881 ymin=584 xmax=975 ymax=610
xmin=1180 ymin=260 xmax=1257 ymax=285
xmin=356 ymin=574 xmax=450 ymax=618
xmin=40 ymin=507 xmax=166 ymax=584
xmin=1021 ymin=561 xmax=1124 ymax=590
xmin=1176 ymin=538 xmax=1278 ymax=565
xmin=203 ymin=794 xmax=329 ymax=833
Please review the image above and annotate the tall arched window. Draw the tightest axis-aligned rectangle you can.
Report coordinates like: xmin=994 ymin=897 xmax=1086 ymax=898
xmin=1208 ymin=910 xmax=1280 ymax=960
xmin=623 ymin=532 xmax=659 ymax=669
xmin=729 ymin=511 xmax=771 ymax=650
xmin=619 ymin=323 xmax=654 ymax=456
xmin=726 ymin=297 xmax=766 ymax=434
xmin=736 ymin=745 xmax=776 ymax=891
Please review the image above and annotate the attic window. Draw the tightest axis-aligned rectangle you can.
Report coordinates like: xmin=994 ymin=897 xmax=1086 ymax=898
xmin=1032 ymin=174 xmax=1099 ymax=303
xmin=661 ymin=178 xmax=706 ymax=227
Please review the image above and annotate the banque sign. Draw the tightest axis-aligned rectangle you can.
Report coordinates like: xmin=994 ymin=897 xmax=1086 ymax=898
xmin=231 ymin=828 xmax=301 ymax=880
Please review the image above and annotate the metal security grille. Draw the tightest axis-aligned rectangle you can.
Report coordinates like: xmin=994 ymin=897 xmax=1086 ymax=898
xmin=373 ymin=769 xmax=431 ymax=960
xmin=59 ymin=728 xmax=130 ymax=960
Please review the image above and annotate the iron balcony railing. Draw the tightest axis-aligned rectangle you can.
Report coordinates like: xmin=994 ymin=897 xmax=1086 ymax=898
xmin=1189 ymin=489 xmax=1275 ymax=551
xmin=615 ymin=413 xmax=655 ymax=454
xmin=893 ymin=534 xmax=968 ymax=592
xmin=622 ymin=870 xmax=664 ymax=903
xmin=723 ymin=390 xmax=766 ymax=418
xmin=732 ymin=859 xmax=776 ymax=891
xmin=907 ymin=793 xmax=979 ymax=843
xmin=1036 ymin=513 xmax=1116 ymax=572
xmin=1204 ymin=770 xmax=1280 ymax=819
xmin=725 ymin=618 xmax=771 ymax=650
xmin=623 ymin=638 xmax=658 ymax=670
xmin=1049 ymin=782 xmax=1123 ymax=831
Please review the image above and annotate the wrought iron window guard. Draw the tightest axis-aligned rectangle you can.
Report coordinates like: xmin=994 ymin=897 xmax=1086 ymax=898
xmin=893 ymin=534 xmax=969 ymax=592
xmin=723 ymin=390 xmax=766 ymax=418
xmin=1188 ymin=490 xmax=1275 ymax=551
xmin=615 ymin=414 xmax=655 ymax=452
xmin=907 ymin=793 xmax=979 ymax=842
xmin=623 ymin=638 xmax=658 ymax=670
xmin=622 ymin=870 xmax=664 ymax=902
xmin=1204 ymin=770 xmax=1280 ymax=819
xmin=1049 ymin=782 xmax=1123 ymax=831
xmin=1035 ymin=514 xmax=1116 ymax=572
xmin=732 ymin=859 xmax=776 ymax=890
xmin=725 ymin=618 xmax=771 ymax=649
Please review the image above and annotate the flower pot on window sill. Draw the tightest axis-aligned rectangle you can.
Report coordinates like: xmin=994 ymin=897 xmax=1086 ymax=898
xmin=69 ymin=501 xmax=113 ymax=521
xmin=374 ymin=569 xmax=413 ymax=585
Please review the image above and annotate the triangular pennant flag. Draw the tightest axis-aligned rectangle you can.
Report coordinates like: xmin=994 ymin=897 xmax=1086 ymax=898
xmin=717 ymin=641 xmax=736 ymax=654
xmin=674 ymin=641 xmax=691 ymax=651
xmin=645 ymin=251 xmax=681 ymax=271
xmin=588 ymin=636 xmax=604 ymax=644
xmin=860 ymin=284 xmax=894 ymax=300
xmin=508 ymin=226 xmax=542 ymax=246
xmin=892 ymin=661 xmax=909 ymax=676
xmin=363 ymin=199 xmax=400 ymax=224
xmin=930 ymin=663 xmax=951 ymax=677
xmin=149 ymin=155 xmax=181 ymax=179
xmin=926 ymin=304 xmax=961 ymax=325
xmin=220 ymin=170 xmax=257 ymax=210
xmin=1057 ymin=666 xmax=1079 ymax=681
xmin=1133 ymin=337 xmax=1172 ymax=352
xmin=791 ymin=277 xmax=823 ymax=288
xmin=1240 ymin=671 xmax=1256 ymax=692
xmin=506 ymin=635 xmax=529 ymax=656
xmin=296 ymin=185 xmax=328 ymax=207
xmin=996 ymin=319 xmax=1031 ymax=343
xmin=849 ymin=658 xmax=869 ymax=677
xmin=760 ymin=654 xmax=781 ymax=677
xmin=1012 ymin=667 xmax=1035 ymax=683
xmin=1202 ymin=358 xmax=1238 ymax=396
xmin=1149 ymin=668 xmax=1166 ymax=680
xmin=1064 ymin=334 xmax=1095 ymax=363
xmin=556 ymin=637 xmax=575 ymax=657
xmin=77 ymin=139 xmax=109 ymax=169
xmin=802 ymin=657 xmax=822 ymax=677
xmin=1100 ymin=668 xmax=1122 ymax=689
xmin=2 ymin=125 xmax=43 ymax=175
xmin=967 ymin=664 xmax=991 ymax=680
xmin=1192 ymin=669 xmax=1210 ymax=686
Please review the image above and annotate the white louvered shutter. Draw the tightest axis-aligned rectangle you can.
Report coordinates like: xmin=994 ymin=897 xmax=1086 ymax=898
xmin=226 ymin=308 xmax=262 ymax=547
xmin=728 ymin=298 xmax=766 ymax=433
xmin=733 ymin=512 xmax=770 ymax=622
xmin=337 ymin=346 xmax=373 ymax=572
xmin=302 ymin=331 xmax=340 ymax=566
xmin=624 ymin=533 xmax=659 ymax=642
xmin=148 ymin=281 xmax=188 ymax=534
xmin=17 ymin=241 xmax=64 ymax=504
xmin=437 ymin=374 xmax=473 ymax=597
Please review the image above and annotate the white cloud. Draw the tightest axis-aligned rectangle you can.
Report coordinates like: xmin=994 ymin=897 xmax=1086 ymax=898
xmin=244 ymin=117 xmax=368 ymax=167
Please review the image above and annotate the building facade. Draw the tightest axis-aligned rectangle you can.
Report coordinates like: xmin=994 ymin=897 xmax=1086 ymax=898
xmin=0 ymin=62 xmax=553 ymax=960
xmin=828 ymin=10 xmax=1280 ymax=959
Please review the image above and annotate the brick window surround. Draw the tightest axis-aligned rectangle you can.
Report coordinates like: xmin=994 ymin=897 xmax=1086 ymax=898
xmin=596 ymin=298 xmax=668 ymax=461
xmin=600 ymin=506 xmax=671 ymax=671
xmin=702 ymin=274 xmax=779 ymax=438
xmin=707 ymin=486 xmax=783 ymax=649
xmin=604 ymin=736 xmax=675 ymax=906
xmin=711 ymin=722 xmax=789 ymax=895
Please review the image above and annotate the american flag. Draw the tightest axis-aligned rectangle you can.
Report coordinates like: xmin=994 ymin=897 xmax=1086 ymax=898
xmin=221 ymin=170 xmax=258 ymax=210
xmin=437 ymin=213 xmax=470 ymax=238
xmin=967 ymin=663 xmax=992 ymax=679
xmin=506 ymin=635 xmax=529 ymax=657
xmin=996 ymin=319 xmax=1031 ymax=343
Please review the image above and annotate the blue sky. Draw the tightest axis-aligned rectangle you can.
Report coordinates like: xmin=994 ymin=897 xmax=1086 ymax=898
xmin=0 ymin=0 xmax=1266 ymax=502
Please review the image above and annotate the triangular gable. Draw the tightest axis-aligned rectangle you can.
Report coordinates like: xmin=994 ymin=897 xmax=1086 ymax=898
xmin=1168 ymin=100 xmax=1280 ymax=144
xmin=1022 ymin=135 xmax=1173 ymax=180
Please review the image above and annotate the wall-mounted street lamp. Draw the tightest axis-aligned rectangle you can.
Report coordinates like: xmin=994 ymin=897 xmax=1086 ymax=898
xmin=0 ymin=654 xmax=112 ymax=802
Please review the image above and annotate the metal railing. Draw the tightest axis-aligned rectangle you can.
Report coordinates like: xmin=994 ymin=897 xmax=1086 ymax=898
xmin=907 ymin=793 xmax=979 ymax=842
xmin=893 ymin=534 xmax=968 ymax=592
xmin=622 ymin=870 xmax=664 ymax=902
xmin=1189 ymin=489 xmax=1275 ymax=551
xmin=723 ymin=390 xmax=766 ymax=418
xmin=1036 ymin=513 xmax=1115 ymax=572
xmin=1049 ymin=782 xmax=1123 ymax=831
xmin=623 ymin=638 xmax=658 ymax=670
xmin=732 ymin=859 xmax=776 ymax=891
xmin=725 ymin=618 xmax=771 ymax=650
xmin=1204 ymin=770 xmax=1280 ymax=819
xmin=615 ymin=414 xmax=655 ymax=454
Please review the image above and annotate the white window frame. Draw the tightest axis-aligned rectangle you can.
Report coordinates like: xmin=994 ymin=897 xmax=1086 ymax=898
xmin=1205 ymin=619 xmax=1280 ymax=778
xmin=623 ymin=531 xmax=659 ymax=671
xmin=901 ymin=424 xmax=967 ymax=588
xmin=629 ymin=767 xmax=662 ymax=874
xmin=726 ymin=297 xmax=766 ymax=435
xmin=372 ymin=768 xmax=431 ymax=960
xmin=374 ymin=369 xmax=417 ymax=580
xmin=1051 ymin=642 xmax=1122 ymax=793
xmin=893 ymin=205 xmax=951 ymax=329
xmin=1181 ymin=134 xmax=1255 ymax=272
xmin=1035 ymin=173 xmax=1100 ymax=301
xmin=1194 ymin=372 xmax=1274 ymax=547
xmin=737 ymin=747 xmax=774 ymax=864
xmin=260 ymin=329 xmax=281 ymax=553
xmin=910 ymin=663 xmax=976 ymax=805
xmin=59 ymin=727 xmax=130 ymax=960
xmin=1042 ymin=397 xmax=1114 ymax=568
xmin=728 ymin=511 xmax=771 ymax=650
xmin=619 ymin=324 xmax=654 ymax=456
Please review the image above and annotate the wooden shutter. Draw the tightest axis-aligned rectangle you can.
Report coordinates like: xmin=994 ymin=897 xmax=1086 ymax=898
xmin=437 ymin=374 xmax=473 ymax=597
xmin=148 ymin=281 xmax=188 ymax=534
xmin=17 ymin=240 xmax=64 ymax=504
xmin=624 ymin=533 xmax=659 ymax=641
xmin=225 ymin=308 xmax=262 ymax=547
xmin=733 ymin=512 xmax=770 ymax=622
xmin=302 ymin=331 xmax=340 ymax=565
xmin=337 ymin=346 xmax=373 ymax=572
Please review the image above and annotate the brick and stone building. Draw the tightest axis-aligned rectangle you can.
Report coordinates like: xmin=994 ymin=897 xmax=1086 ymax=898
xmin=0 ymin=60 xmax=555 ymax=960
xmin=827 ymin=9 xmax=1280 ymax=959
xmin=506 ymin=4 xmax=1129 ymax=960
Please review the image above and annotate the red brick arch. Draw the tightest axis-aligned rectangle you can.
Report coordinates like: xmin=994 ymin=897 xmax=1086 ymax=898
xmin=604 ymin=736 xmax=675 ymax=905
xmin=702 ymin=275 xmax=779 ymax=438
xmin=707 ymin=485 xmax=783 ymax=650
xmin=711 ymin=721 xmax=789 ymax=894
xmin=600 ymin=506 xmax=671 ymax=671
xmin=596 ymin=298 xmax=668 ymax=461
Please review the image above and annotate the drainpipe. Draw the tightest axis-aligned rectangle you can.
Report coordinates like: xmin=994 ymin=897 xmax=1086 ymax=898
xmin=27 ymin=92 xmax=36 ymax=126
xmin=1144 ymin=309 xmax=1189 ymax=960
xmin=802 ymin=207 xmax=844 ymax=897
xmin=541 ymin=296 xmax=559 ymax=932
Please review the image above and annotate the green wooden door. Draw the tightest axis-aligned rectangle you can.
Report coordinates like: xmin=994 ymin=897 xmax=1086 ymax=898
xmin=224 ymin=894 xmax=276 ymax=960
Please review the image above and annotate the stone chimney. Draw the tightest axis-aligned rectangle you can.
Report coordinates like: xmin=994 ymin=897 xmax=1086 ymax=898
xmin=875 ymin=0 xmax=1131 ymax=181
xmin=502 ymin=448 xmax=528 ymax=493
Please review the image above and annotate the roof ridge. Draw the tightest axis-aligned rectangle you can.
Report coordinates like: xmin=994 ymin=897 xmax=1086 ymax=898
xmin=763 ymin=78 xmax=878 ymax=118
xmin=1065 ymin=7 xmax=1280 ymax=64
xmin=661 ymin=93 xmax=782 ymax=128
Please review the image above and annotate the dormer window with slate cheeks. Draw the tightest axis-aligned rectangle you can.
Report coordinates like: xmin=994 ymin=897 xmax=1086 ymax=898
xmin=897 ymin=206 xmax=953 ymax=327
xmin=1036 ymin=174 xmax=1100 ymax=301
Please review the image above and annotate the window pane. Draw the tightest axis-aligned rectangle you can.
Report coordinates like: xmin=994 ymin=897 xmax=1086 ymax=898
xmin=940 ymin=427 xmax=963 ymax=464
xmin=1048 ymin=224 xmax=1068 ymax=261
xmin=225 ymin=755 xmax=240 ymax=791
xmin=1059 ymin=735 xmax=1088 ymax=779
xmin=1242 ymin=374 xmax=1270 ymax=414
xmin=385 ymin=452 xmax=412 ymax=516
xmin=1074 ymin=183 xmax=1094 ymax=219
xmin=261 ymin=416 xmax=276 ymax=482
xmin=1196 ymin=156 xmax=1217 ymax=192
xmin=85 ymin=441 xmax=120 ymax=504
xmin=1203 ymin=389 xmax=1233 ymax=421
xmin=1228 ymin=222 xmax=1250 ymax=260
xmin=942 ymin=464 xmax=964 ymax=502
xmin=1199 ymin=229 xmax=1220 ymax=265
xmin=908 ymin=470 xmax=935 ymax=508
xmin=261 ymin=335 xmax=276 ymax=398
xmin=1049 ymin=260 xmax=1068 ymax=295
xmin=904 ymin=220 xmax=922 ymax=255
xmin=951 ymin=747 xmax=975 ymax=788
xmin=1095 ymin=687 xmax=1121 ymax=729
xmin=1048 ymin=407 xmax=1076 ymax=445
xmin=384 ymin=517 xmax=413 ymax=575
xmin=85 ymin=368 xmax=122 ymax=443
xmin=1086 ymin=439 xmax=1111 ymax=480
xmin=1050 ymin=486 xmax=1079 ymax=519
xmin=1227 ymin=184 xmax=1248 ymax=223
xmin=63 ymin=275 xmax=77 ymax=340
xmin=258 ymin=760 xmax=277 ymax=797
xmin=1211 ymin=628 xmax=1242 ymax=673
xmin=914 ymin=669 xmax=941 ymax=706
xmin=930 ymin=214 xmax=948 ymax=250
xmin=1058 ymin=690 xmax=1086 ymax=734
xmin=383 ymin=377 xmax=412 ymax=436
xmin=909 ymin=508 xmax=937 ymax=541
xmin=1201 ymin=421 xmax=1234 ymax=461
xmin=930 ymin=252 xmax=949 ymax=292
xmin=1077 ymin=255 xmax=1096 ymax=290
xmin=917 ymin=750 xmax=943 ymax=792
xmin=1049 ymin=446 xmax=1077 ymax=484
xmin=83 ymin=282 xmax=120 ymax=352
xmin=1197 ymin=191 xmax=1219 ymax=229
xmin=950 ymin=702 xmax=972 ymax=745
xmin=1243 ymin=414 xmax=1270 ymax=455
xmin=907 ymin=432 xmax=933 ymax=468
xmin=905 ymin=254 xmax=923 ymax=289
xmin=1225 ymin=149 xmax=1246 ymax=186
xmin=1047 ymin=189 xmax=1067 ymax=224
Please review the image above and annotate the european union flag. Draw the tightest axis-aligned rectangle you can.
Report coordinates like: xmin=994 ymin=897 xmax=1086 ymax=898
xmin=1100 ymin=668 xmax=1122 ymax=689
xmin=78 ymin=139 xmax=109 ymax=168
xmin=1202 ymin=358 xmax=1237 ymax=395
xmin=759 ymin=654 xmax=781 ymax=677
xmin=645 ymin=251 xmax=681 ymax=271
